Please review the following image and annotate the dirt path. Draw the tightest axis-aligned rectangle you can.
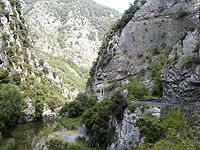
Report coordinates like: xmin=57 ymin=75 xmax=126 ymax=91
xmin=53 ymin=130 xmax=80 ymax=143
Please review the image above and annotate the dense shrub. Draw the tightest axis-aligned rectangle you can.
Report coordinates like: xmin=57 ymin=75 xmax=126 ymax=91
xmin=68 ymin=101 xmax=83 ymax=117
xmin=126 ymin=80 xmax=150 ymax=100
xmin=0 ymin=84 xmax=22 ymax=130
xmin=60 ymin=93 xmax=97 ymax=117
xmin=4 ymin=138 xmax=15 ymax=150
xmin=162 ymin=108 xmax=187 ymax=133
xmin=23 ymin=82 xmax=66 ymax=119
xmin=146 ymin=111 xmax=200 ymax=150
xmin=82 ymin=98 xmax=114 ymax=148
xmin=11 ymin=72 xmax=21 ymax=85
xmin=109 ymin=92 xmax=128 ymax=122
xmin=0 ymin=70 xmax=10 ymax=84
xmin=128 ymin=103 xmax=138 ymax=112
xmin=136 ymin=111 xmax=164 ymax=143
xmin=132 ymin=108 xmax=200 ymax=150
xmin=149 ymin=64 xmax=162 ymax=97
xmin=173 ymin=9 xmax=190 ymax=19
xmin=151 ymin=47 xmax=160 ymax=55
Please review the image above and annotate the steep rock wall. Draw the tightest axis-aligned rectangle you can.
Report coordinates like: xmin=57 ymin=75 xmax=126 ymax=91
xmin=79 ymin=101 xmax=200 ymax=149
xmin=87 ymin=0 xmax=199 ymax=103
xmin=162 ymin=29 xmax=200 ymax=104
xmin=109 ymin=106 xmax=160 ymax=150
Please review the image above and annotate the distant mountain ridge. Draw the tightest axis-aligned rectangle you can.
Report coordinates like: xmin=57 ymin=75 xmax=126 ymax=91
xmin=22 ymin=0 xmax=121 ymax=94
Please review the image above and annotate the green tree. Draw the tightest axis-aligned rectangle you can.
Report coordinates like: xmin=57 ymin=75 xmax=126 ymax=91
xmin=11 ymin=72 xmax=21 ymax=85
xmin=82 ymin=98 xmax=114 ymax=148
xmin=150 ymin=64 xmax=162 ymax=97
xmin=0 ymin=70 xmax=10 ymax=84
xmin=136 ymin=111 xmax=164 ymax=143
xmin=0 ymin=84 xmax=22 ymax=130
xmin=108 ymin=91 xmax=128 ymax=122
xmin=61 ymin=93 xmax=97 ymax=117
xmin=68 ymin=101 xmax=83 ymax=117
xmin=126 ymin=80 xmax=149 ymax=100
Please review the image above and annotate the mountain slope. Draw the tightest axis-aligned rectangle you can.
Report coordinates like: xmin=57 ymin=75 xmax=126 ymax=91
xmin=0 ymin=0 xmax=67 ymax=126
xmin=87 ymin=0 xmax=199 ymax=103
xmin=22 ymin=0 xmax=121 ymax=93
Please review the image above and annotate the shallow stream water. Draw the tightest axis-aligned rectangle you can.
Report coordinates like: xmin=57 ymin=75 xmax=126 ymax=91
xmin=2 ymin=119 xmax=67 ymax=150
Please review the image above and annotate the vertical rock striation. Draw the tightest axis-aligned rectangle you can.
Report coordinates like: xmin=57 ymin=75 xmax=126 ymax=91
xmin=162 ymin=29 xmax=200 ymax=104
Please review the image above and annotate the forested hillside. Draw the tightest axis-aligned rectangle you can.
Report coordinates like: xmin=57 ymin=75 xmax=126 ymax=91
xmin=0 ymin=0 xmax=67 ymax=131
xmin=22 ymin=0 xmax=121 ymax=95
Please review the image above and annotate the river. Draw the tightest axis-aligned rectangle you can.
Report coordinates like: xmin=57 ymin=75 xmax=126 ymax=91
xmin=1 ymin=119 xmax=74 ymax=150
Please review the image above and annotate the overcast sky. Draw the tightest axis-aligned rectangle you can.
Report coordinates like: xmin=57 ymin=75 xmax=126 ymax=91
xmin=93 ymin=0 xmax=133 ymax=13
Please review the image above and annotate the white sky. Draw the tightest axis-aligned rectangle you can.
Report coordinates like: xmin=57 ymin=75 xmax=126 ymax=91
xmin=93 ymin=0 xmax=133 ymax=13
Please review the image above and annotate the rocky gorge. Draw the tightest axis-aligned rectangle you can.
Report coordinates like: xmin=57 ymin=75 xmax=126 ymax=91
xmin=22 ymin=0 xmax=121 ymax=96
xmin=0 ymin=0 xmax=121 ymax=123
xmin=0 ymin=0 xmax=200 ymax=149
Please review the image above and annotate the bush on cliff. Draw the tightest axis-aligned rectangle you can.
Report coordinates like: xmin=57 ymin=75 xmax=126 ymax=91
xmin=109 ymin=92 xmax=128 ymax=122
xmin=136 ymin=111 xmax=164 ymax=143
xmin=131 ymin=109 xmax=200 ymax=150
xmin=81 ymin=92 xmax=128 ymax=148
xmin=125 ymin=80 xmax=150 ymax=100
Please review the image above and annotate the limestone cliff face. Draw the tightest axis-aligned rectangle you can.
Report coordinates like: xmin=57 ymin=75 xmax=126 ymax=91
xmin=81 ymin=1 xmax=199 ymax=148
xmin=0 ymin=0 xmax=67 ymax=121
xmin=162 ymin=29 xmax=200 ymax=104
xmin=87 ymin=0 xmax=199 ymax=103
xmin=0 ymin=0 xmax=63 ymax=85
xmin=109 ymin=106 xmax=160 ymax=150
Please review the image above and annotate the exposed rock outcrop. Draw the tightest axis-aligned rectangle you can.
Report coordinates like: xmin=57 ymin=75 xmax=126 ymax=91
xmin=87 ymin=0 xmax=199 ymax=104
xmin=109 ymin=106 xmax=160 ymax=150
xmin=79 ymin=101 xmax=200 ymax=150
xmin=81 ymin=0 xmax=200 ymax=149
xmin=162 ymin=29 xmax=200 ymax=104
